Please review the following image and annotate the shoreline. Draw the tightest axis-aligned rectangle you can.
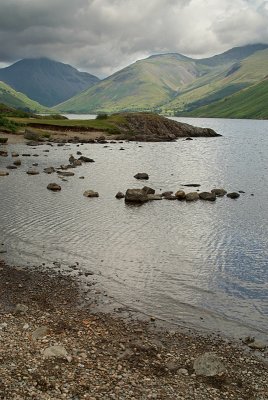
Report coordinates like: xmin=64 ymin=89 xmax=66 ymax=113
xmin=0 ymin=259 xmax=267 ymax=399
xmin=0 ymin=129 xmax=114 ymax=145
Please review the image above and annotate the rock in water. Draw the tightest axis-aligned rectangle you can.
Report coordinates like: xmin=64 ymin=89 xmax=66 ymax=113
xmin=125 ymin=189 xmax=148 ymax=203
xmin=134 ymin=173 xmax=149 ymax=180
xmin=142 ymin=186 xmax=155 ymax=194
xmin=115 ymin=191 xmax=125 ymax=199
xmin=175 ymin=190 xmax=186 ymax=200
xmin=227 ymin=192 xmax=240 ymax=199
xmin=185 ymin=192 xmax=199 ymax=201
xmin=211 ymin=188 xmax=227 ymax=197
xmin=194 ymin=352 xmax=226 ymax=377
xmin=199 ymin=192 xmax=216 ymax=201
xmin=83 ymin=190 xmax=99 ymax=197
xmin=47 ymin=183 xmax=61 ymax=191
xmin=0 ymin=171 xmax=9 ymax=176
xmin=26 ymin=169 xmax=39 ymax=175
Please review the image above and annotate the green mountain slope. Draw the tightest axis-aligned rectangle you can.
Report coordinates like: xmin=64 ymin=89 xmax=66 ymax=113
xmin=166 ymin=48 xmax=268 ymax=114
xmin=54 ymin=43 xmax=268 ymax=118
xmin=183 ymin=79 xmax=268 ymax=119
xmin=54 ymin=54 xmax=211 ymax=113
xmin=0 ymin=81 xmax=47 ymax=112
xmin=0 ymin=58 xmax=99 ymax=107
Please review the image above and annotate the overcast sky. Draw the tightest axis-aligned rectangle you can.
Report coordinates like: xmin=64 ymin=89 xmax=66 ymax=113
xmin=0 ymin=0 xmax=268 ymax=77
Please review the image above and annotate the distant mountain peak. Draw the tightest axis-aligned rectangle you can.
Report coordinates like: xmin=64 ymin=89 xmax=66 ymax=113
xmin=0 ymin=58 xmax=100 ymax=107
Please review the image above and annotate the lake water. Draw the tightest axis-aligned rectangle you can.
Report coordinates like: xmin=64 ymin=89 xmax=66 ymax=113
xmin=0 ymin=117 xmax=267 ymax=341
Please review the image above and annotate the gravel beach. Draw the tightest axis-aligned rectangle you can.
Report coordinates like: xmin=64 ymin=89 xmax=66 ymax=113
xmin=0 ymin=259 xmax=267 ymax=400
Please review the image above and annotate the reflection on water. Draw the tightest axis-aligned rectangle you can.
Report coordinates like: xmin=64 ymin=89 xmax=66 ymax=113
xmin=0 ymin=117 xmax=267 ymax=340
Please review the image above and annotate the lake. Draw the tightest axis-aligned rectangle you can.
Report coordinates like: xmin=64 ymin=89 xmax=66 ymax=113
xmin=0 ymin=117 xmax=267 ymax=341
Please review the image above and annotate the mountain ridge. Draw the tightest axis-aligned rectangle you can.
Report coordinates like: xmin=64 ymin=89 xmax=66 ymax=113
xmin=0 ymin=57 xmax=100 ymax=107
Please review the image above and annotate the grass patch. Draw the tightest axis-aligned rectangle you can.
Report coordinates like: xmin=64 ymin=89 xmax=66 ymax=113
xmin=0 ymin=115 xmax=20 ymax=132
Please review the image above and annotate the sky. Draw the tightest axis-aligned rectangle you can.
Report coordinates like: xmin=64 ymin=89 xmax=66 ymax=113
xmin=0 ymin=0 xmax=268 ymax=77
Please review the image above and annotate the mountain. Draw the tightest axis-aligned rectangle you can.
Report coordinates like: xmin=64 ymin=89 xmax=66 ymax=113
xmin=183 ymin=78 xmax=268 ymax=119
xmin=0 ymin=58 xmax=100 ymax=107
xmin=167 ymin=47 xmax=268 ymax=115
xmin=0 ymin=81 xmax=47 ymax=112
xmin=54 ymin=53 xmax=211 ymax=113
xmin=55 ymin=43 xmax=268 ymax=119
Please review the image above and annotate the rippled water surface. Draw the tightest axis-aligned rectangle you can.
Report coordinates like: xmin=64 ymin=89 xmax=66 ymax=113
xmin=0 ymin=117 xmax=267 ymax=340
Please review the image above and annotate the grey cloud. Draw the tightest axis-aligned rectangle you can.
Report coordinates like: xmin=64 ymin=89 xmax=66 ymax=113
xmin=0 ymin=0 xmax=267 ymax=76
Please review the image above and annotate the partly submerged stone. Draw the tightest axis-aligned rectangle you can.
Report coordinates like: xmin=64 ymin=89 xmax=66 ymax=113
xmin=134 ymin=173 xmax=149 ymax=180
xmin=185 ymin=192 xmax=199 ymax=201
xmin=125 ymin=189 xmax=148 ymax=203
xmin=227 ymin=192 xmax=240 ymax=199
xmin=47 ymin=183 xmax=61 ymax=191
xmin=211 ymin=188 xmax=227 ymax=197
xmin=83 ymin=190 xmax=99 ymax=198
xmin=175 ymin=190 xmax=186 ymax=200
xmin=199 ymin=191 xmax=216 ymax=201
xmin=115 ymin=191 xmax=125 ymax=199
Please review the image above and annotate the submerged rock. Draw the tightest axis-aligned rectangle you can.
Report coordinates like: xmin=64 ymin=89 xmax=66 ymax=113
xmin=147 ymin=194 xmax=162 ymax=200
xmin=57 ymin=171 xmax=75 ymax=177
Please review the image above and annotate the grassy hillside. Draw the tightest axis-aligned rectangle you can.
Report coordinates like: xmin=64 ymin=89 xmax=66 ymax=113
xmin=184 ymin=79 xmax=268 ymax=119
xmin=166 ymin=48 xmax=268 ymax=115
xmin=0 ymin=81 xmax=47 ymax=112
xmin=54 ymin=54 xmax=210 ymax=113
xmin=52 ymin=44 xmax=268 ymax=119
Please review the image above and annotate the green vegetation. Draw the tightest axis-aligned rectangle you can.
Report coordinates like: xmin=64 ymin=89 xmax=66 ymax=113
xmin=11 ymin=113 xmax=126 ymax=135
xmin=0 ymin=81 xmax=47 ymax=112
xmin=0 ymin=115 xmax=19 ymax=132
xmin=185 ymin=79 xmax=268 ymax=119
xmin=54 ymin=45 xmax=268 ymax=119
